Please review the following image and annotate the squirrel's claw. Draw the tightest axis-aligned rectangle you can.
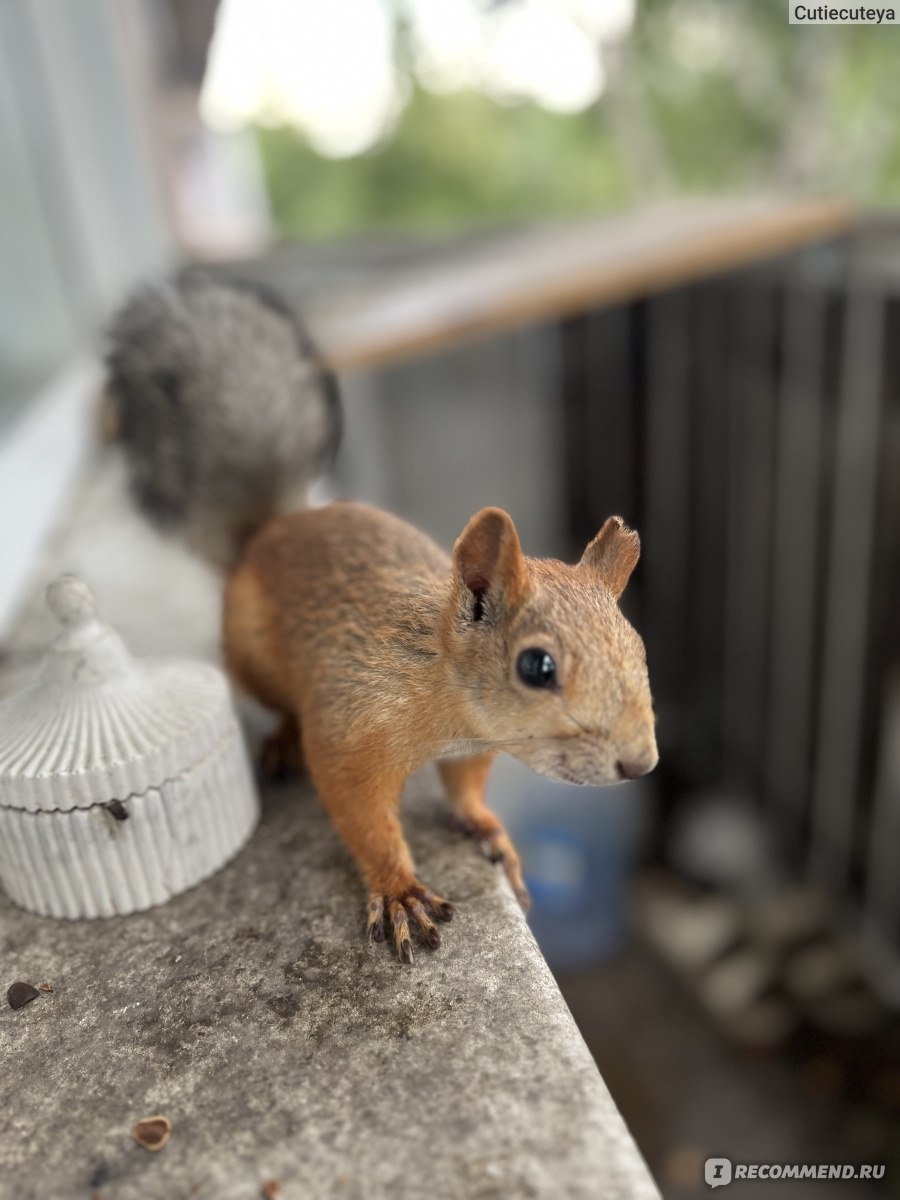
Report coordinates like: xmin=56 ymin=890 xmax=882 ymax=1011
xmin=367 ymin=887 xmax=454 ymax=963
xmin=494 ymin=849 xmax=530 ymax=913
xmin=406 ymin=897 xmax=441 ymax=950
xmin=388 ymin=899 xmax=414 ymax=963
xmin=409 ymin=884 xmax=454 ymax=923
xmin=510 ymin=876 xmax=532 ymax=913
xmin=366 ymin=896 xmax=386 ymax=943
xmin=450 ymin=816 xmax=531 ymax=912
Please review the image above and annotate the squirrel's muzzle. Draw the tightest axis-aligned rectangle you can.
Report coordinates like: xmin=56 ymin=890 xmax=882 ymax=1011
xmin=616 ymin=751 xmax=658 ymax=781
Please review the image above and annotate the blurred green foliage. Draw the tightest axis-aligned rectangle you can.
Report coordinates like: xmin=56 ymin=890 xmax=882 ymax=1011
xmin=256 ymin=85 xmax=633 ymax=238
xmin=255 ymin=0 xmax=900 ymax=241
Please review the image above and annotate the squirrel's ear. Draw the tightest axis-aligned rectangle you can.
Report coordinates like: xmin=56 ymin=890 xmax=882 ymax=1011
xmin=579 ymin=516 xmax=640 ymax=599
xmin=453 ymin=507 xmax=528 ymax=610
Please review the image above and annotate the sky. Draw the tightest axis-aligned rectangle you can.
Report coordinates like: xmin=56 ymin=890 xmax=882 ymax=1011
xmin=200 ymin=0 xmax=636 ymax=157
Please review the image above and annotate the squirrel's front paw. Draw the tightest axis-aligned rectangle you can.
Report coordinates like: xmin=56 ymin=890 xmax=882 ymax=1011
xmin=366 ymin=885 xmax=454 ymax=964
xmin=450 ymin=817 xmax=531 ymax=912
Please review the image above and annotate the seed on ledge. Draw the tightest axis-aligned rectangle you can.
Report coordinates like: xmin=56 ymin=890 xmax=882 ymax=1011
xmin=131 ymin=1115 xmax=172 ymax=1151
xmin=7 ymin=982 xmax=40 ymax=1010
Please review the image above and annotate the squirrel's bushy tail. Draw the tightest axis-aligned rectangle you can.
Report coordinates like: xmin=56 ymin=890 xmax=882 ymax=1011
xmin=105 ymin=271 xmax=341 ymax=568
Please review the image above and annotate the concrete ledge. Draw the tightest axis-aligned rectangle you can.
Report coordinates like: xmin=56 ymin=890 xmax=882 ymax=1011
xmin=1 ymin=777 xmax=658 ymax=1200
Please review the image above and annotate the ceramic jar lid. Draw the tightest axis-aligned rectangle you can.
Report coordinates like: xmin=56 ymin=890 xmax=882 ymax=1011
xmin=0 ymin=576 xmax=233 ymax=814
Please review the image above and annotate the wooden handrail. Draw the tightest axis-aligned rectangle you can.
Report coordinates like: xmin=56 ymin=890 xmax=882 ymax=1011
xmin=308 ymin=198 xmax=856 ymax=372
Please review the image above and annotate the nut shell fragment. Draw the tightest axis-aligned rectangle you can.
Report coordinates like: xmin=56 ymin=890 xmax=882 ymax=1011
xmin=7 ymin=982 xmax=40 ymax=1010
xmin=131 ymin=1115 xmax=172 ymax=1152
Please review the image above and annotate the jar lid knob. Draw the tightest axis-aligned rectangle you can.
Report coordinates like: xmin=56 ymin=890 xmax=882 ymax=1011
xmin=43 ymin=575 xmax=128 ymax=674
xmin=46 ymin=576 xmax=96 ymax=630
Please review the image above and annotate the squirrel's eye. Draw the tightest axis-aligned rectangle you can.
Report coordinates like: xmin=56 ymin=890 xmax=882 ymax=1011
xmin=517 ymin=648 xmax=557 ymax=689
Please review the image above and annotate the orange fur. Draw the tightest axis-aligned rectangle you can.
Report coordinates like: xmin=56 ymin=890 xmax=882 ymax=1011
xmin=224 ymin=501 xmax=656 ymax=961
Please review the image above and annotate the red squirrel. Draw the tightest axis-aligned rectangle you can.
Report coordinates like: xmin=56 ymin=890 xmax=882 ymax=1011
xmin=107 ymin=274 xmax=658 ymax=962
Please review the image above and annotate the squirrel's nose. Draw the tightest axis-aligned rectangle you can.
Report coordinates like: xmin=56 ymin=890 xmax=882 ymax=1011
xmin=617 ymin=754 xmax=656 ymax=780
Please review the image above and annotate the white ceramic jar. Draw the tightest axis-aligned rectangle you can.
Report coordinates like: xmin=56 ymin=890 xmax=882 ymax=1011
xmin=0 ymin=576 xmax=259 ymax=918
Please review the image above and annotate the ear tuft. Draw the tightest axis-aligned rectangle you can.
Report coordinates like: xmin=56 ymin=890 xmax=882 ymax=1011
xmin=453 ymin=507 xmax=528 ymax=611
xmin=579 ymin=516 xmax=640 ymax=599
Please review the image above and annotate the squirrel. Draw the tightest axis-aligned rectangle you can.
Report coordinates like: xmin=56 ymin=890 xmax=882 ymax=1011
xmin=106 ymin=273 xmax=658 ymax=963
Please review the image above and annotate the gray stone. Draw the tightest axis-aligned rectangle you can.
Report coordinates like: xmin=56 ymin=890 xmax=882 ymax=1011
xmin=0 ymin=776 xmax=658 ymax=1200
